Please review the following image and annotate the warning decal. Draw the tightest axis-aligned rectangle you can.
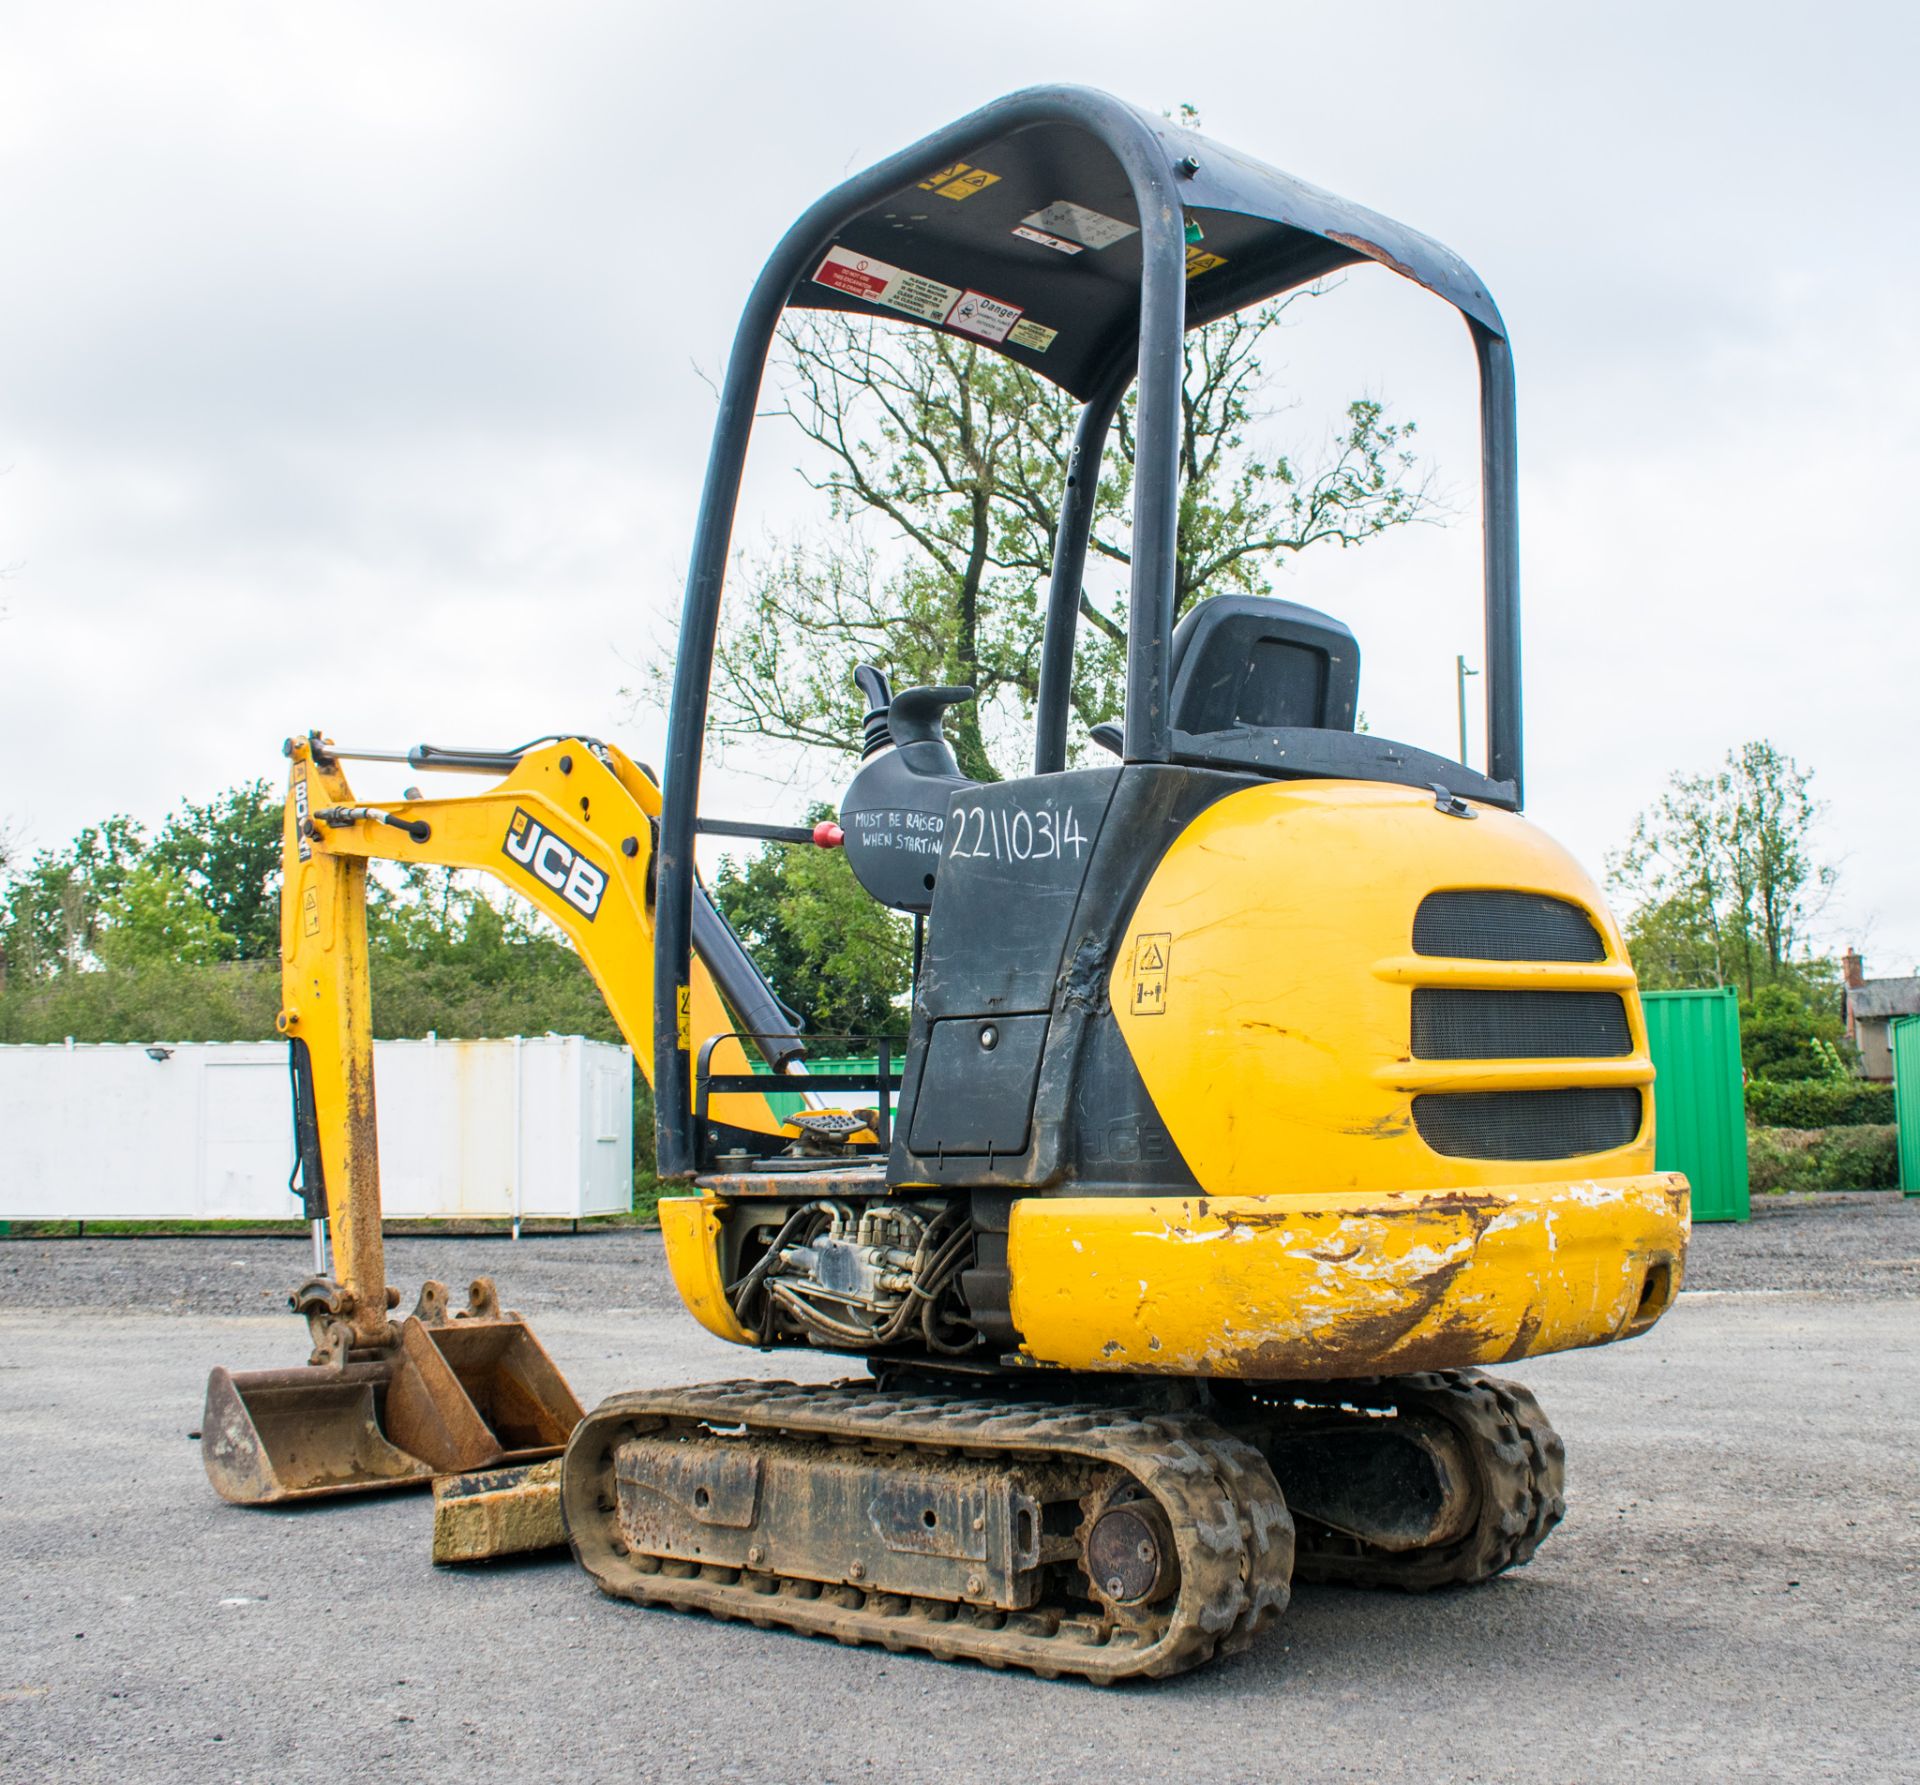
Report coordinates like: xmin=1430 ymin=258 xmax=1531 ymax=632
xmin=949 ymin=290 xmax=1023 ymax=343
xmin=814 ymin=247 xmax=891 ymax=303
xmin=888 ymin=271 xmax=964 ymax=324
xmin=918 ymin=161 xmax=1001 ymax=201
xmin=1185 ymin=246 xmax=1228 ymax=279
xmin=813 ymin=247 xmax=961 ymax=326
xmin=1130 ymin=932 xmax=1171 ymax=1017
xmin=1007 ymin=318 xmax=1057 ymax=353
xmin=1023 ymin=200 xmax=1138 ymax=251
xmin=1012 ymin=224 xmax=1083 ymax=255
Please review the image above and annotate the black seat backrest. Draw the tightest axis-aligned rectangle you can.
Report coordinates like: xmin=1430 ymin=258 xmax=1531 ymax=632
xmin=1168 ymin=595 xmax=1360 ymax=734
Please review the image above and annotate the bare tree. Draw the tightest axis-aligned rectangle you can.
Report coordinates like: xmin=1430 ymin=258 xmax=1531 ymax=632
xmin=703 ymin=296 xmax=1436 ymax=782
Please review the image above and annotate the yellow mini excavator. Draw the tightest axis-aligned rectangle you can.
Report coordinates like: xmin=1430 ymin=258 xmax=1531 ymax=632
xmin=204 ymin=86 xmax=1689 ymax=1683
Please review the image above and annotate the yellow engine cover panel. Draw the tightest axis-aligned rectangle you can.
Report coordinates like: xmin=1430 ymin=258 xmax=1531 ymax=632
xmin=1112 ymin=779 xmax=1657 ymax=1196
xmin=1008 ymin=1176 xmax=1690 ymax=1378
xmin=660 ymin=1195 xmax=755 ymax=1345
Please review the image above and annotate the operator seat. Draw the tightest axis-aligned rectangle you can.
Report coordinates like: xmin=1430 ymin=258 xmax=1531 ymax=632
xmin=1089 ymin=594 xmax=1360 ymax=754
xmin=1170 ymin=594 xmax=1360 ymax=733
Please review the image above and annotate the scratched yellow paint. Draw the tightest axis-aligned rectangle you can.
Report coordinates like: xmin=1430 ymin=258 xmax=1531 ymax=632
xmin=1112 ymin=780 xmax=1659 ymax=1198
xmin=660 ymin=1195 xmax=757 ymax=1344
xmin=1007 ymin=1176 xmax=1690 ymax=1377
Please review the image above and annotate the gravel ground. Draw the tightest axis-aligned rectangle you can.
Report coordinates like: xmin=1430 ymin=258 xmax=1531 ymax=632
xmin=3 ymin=1194 xmax=1918 ymax=1783
xmin=3 ymin=1191 xmax=1915 ymax=1319
xmin=3 ymin=1284 xmax=1916 ymax=1782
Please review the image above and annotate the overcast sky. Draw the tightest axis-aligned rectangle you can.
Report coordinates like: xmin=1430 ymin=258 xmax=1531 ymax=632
xmin=3 ymin=2 xmax=1915 ymax=973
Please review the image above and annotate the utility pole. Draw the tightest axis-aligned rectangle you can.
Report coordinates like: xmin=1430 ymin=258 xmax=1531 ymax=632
xmin=1455 ymin=655 xmax=1479 ymax=766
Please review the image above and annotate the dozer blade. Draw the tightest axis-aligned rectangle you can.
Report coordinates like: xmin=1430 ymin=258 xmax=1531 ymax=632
xmin=202 ymin=1361 xmax=433 ymax=1505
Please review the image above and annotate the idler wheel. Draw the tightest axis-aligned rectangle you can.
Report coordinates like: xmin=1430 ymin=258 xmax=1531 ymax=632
xmin=1084 ymin=1493 xmax=1178 ymax=1606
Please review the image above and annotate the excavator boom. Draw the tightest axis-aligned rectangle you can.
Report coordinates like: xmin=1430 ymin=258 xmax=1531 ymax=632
xmin=203 ymin=731 xmax=820 ymax=1507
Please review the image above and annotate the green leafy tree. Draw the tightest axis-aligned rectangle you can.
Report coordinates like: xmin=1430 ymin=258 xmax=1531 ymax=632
xmin=704 ymin=299 xmax=1433 ymax=782
xmin=364 ymin=868 xmax=617 ymax=1039
xmin=1609 ymin=741 xmax=1834 ymax=999
xmin=95 ymin=862 xmax=232 ymax=969
xmin=151 ymin=778 xmax=283 ymax=960
xmin=0 ymin=816 xmax=148 ymax=980
xmin=711 ymin=809 xmax=912 ymax=1040
xmin=1 ymin=779 xmax=282 ymax=981
xmin=1739 ymin=980 xmax=1850 ymax=1083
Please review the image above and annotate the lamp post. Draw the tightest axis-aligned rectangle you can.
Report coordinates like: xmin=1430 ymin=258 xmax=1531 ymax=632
xmin=1456 ymin=654 xmax=1479 ymax=767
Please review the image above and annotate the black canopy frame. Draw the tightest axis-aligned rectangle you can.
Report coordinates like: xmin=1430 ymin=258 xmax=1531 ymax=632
xmin=653 ymin=85 xmax=1522 ymax=1173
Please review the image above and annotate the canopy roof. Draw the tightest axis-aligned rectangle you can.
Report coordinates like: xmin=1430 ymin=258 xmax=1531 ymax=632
xmin=789 ymin=94 xmax=1505 ymax=400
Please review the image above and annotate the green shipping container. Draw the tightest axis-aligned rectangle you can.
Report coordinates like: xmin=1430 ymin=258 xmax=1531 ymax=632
xmin=1893 ymin=1016 xmax=1920 ymax=1196
xmin=1642 ymin=986 xmax=1750 ymax=1223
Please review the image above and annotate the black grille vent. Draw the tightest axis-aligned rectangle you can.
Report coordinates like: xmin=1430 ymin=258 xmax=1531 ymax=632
xmin=1413 ymin=890 xmax=1605 ymax=963
xmin=1411 ymin=989 xmax=1631 ymax=1060
xmin=1413 ymin=1089 xmax=1641 ymax=1160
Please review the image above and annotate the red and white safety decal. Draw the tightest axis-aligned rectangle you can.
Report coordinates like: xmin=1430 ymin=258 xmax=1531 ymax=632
xmin=814 ymin=246 xmax=892 ymax=302
xmin=813 ymin=246 xmax=960 ymax=326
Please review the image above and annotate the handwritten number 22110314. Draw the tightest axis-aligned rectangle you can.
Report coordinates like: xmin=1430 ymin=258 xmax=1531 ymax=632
xmin=946 ymin=804 xmax=1086 ymax=863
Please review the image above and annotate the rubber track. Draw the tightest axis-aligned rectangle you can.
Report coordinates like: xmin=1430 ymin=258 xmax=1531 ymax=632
xmin=563 ymin=1380 xmax=1294 ymax=1683
xmin=1290 ymin=1369 xmax=1567 ymax=1591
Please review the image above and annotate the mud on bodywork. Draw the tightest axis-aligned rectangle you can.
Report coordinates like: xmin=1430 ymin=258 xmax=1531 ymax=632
xmin=1004 ymin=1176 xmax=1689 ymax=1378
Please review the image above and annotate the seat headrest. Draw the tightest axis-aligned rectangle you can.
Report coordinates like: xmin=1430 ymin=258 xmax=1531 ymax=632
xmin=1169 ymin=595 xmax=1360 ymax=734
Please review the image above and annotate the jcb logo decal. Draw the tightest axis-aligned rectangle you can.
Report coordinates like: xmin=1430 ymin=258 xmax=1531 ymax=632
xmin=503 ymin=808 xmax=607 ymax=920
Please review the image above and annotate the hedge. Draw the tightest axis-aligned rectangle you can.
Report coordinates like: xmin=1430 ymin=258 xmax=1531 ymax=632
xmin=1748 ymin=1125 xmax=1899 ymax=1193
xmin=1744 ymin=1078 xmax=1895 ymax=1128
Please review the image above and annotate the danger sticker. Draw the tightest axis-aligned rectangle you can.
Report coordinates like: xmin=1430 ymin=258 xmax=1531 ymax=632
xmin=1185 ymin=247 xmax=1228 ymax=279
xmin=1012 ymin=223 xmax=1083 ymax=255
xmin=1007 ymin=318 xmax=1057 ymax=353
xmin=949 ymin=290 xmax=1022 ymax=343
xmin=918 ymin=161 xmax=1001 ymax=201
xmin=813 ymin=247 xmax=960 ymax=326
xmin=1023 ymin=200 xmax=1138 ymax=251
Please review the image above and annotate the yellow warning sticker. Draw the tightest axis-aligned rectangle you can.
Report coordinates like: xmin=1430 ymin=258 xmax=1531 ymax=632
xmin=676 ymin=985 xmax=692 ymax=1049
xmin=302 ymin=886 xmax=320 ymax=938
xmin=918 ymin=161 xmax=1001 ymax=201
xmin=1185 ymin=247 xmax=1228 ymax=279
xmin=1007 ymin=318 xmax=1057 ymax=353
xmin=1130 ymin=932 xmax=1171 ymax=1017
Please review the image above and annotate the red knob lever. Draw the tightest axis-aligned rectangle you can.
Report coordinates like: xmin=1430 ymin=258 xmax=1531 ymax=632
xmin=812 ymin=821 xmax=845 ymax=849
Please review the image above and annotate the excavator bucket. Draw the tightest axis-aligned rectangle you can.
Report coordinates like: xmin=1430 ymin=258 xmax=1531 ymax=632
xmin=202 ymin=1279 xmax=584 ymax=1507
xmin=383 ymin=1311 xmax=584 ymax=1474
xmin=202 ymin=1359 xmax=433 ymax=1505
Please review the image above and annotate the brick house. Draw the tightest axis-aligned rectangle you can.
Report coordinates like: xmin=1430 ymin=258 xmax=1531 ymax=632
xmin=1841 ymin=949 xmax=1920 ymax=1081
